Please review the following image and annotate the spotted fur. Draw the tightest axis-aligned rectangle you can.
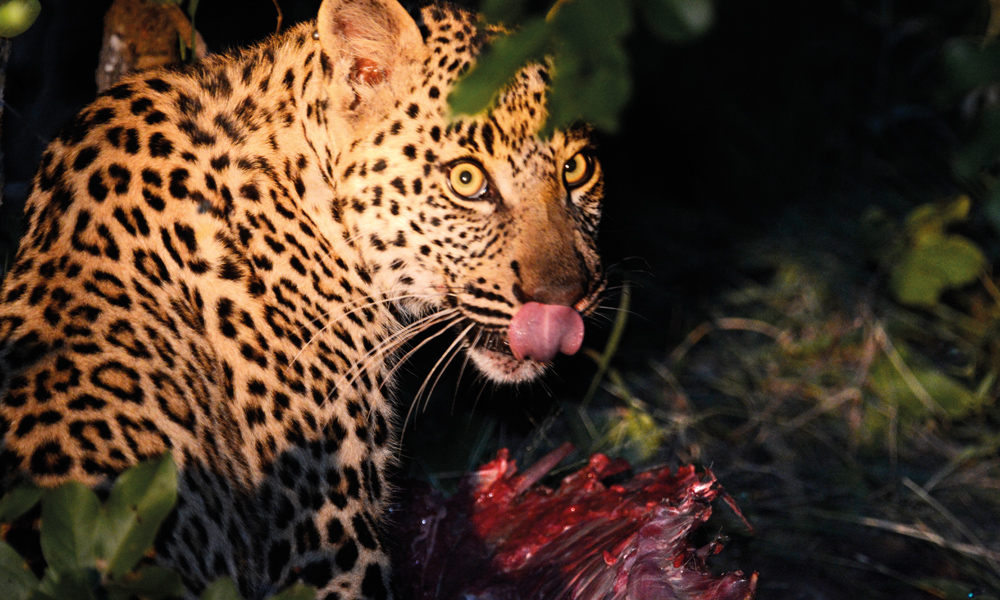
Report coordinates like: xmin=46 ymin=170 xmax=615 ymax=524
xmin=0 ymin=1 xmax=604 ymax=598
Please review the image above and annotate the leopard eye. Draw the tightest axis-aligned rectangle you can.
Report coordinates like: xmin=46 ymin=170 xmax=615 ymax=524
xmin=448 ymin=162 xmax=488 ymax=199
xmin=563 ymin=152 xmax=594 ymax=189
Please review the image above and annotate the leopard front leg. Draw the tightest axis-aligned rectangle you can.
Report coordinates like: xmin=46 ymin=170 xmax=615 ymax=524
xmin=253 ymin=426 xmax=394 ymax=600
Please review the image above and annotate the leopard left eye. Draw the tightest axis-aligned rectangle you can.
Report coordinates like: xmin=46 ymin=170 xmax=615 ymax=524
xmin=448 ymin=161 xmax=488 ymax=199
xmin=562 ymin=152 xmax=595 ymax=189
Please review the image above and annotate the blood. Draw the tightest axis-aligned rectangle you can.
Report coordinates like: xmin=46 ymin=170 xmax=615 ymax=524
xmin=393 ymin=446 xmax=758 ymax=600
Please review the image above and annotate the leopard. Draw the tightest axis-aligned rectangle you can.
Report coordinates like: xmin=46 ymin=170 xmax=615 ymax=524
xmin=0 ymin=0 xmax=605 ymax=598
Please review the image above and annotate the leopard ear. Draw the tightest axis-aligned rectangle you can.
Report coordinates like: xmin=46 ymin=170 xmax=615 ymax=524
xmin=317 ymin=0 xmax=425 ymax=87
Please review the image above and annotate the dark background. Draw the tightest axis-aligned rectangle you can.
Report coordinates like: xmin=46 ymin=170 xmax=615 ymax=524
xmin=1 ymin=0 xmax=984 ymax=341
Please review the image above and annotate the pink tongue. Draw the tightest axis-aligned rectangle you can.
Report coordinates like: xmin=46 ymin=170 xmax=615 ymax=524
xmin=508 ymin=302 xmax=585 ymax=363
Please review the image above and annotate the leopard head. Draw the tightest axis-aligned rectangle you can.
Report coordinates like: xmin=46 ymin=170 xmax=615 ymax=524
xmin=313 ymin=0 xmax=605 ymax=383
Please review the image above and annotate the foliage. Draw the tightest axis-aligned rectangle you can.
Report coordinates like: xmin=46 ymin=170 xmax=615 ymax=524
xmin=0 ymin=454 xmax=315 ymax=600
xmin=0 ymin=453 xmax=181 ymax=600
xmin=449 ymin=0 xmax=714 ymax=135
xmin=885 ymin=197 xmax=986 ymax=308
xmin=626 ymin=247 xmax=1000 ymax=596
xmin=200 ymin=579 xmax=314 ymax=600
xmin=943 ymin=19 xmax=1000 ymax=237
xmin=0 ymin=0 xmax=39 ymax=38
xmin=857 ymin=195 xmax=997 ymax=438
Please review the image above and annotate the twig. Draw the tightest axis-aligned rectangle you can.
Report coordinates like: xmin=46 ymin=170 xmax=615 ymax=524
xmin=650 ymin=361 xmax=691 ymax=410
xmin=669 ymin=317 xmax=790 ymax=365
xmin=814 ymin=510 xmax=1000 ymax=565
xmin=668 ymin=322 xmax=713 ymax=365
xmin=781 ymin=387 xmax=862 ymax=430
xmin=874 ymin=325 xmax=946 ymax=418
xmin=272 ymin=0 xmax=284 ymax=33
xmin=923 ymin=439 xmax=1000 ymax=492
xmin=981 ymin=272 xmax=1000 ymax=308
xmin=581 ymin=280 xmax=630 ymax=409
xmin=902 ymin=477 xmax=1000 ymax=574
xmin=545 ymin=0 xmax=572 ymax=21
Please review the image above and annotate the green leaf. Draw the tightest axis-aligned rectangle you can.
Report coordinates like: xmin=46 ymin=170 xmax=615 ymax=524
xmin=268 ymin=584 xmax=316 ymax=600
xmin=0 ymin=540 xmax=39 ymax=600
xmin=943 ymin=40 xmax=1000 ymax=97
xmin=448 ymin=0 xmax=642 ymax=135
xmin=912 ymin=364 xmax=979 ymax=419
xmin=0 ymin=0 xmax=39 ymax=38
xmin=903 ymin=196 xmax=971 ymax=238
xmin=0 ymin=484 xmax=42 ymax=522
xmin=481 ymin=0 xmax=527 ymax=25
xmin=638 ymin=0 xmax=714 ymax=42
xmin=106 ymin=565 xmax=184 ymax=600
xmin=99 ymin=453 xmax=178 ymax=579
xmin=542 ymin=0 xmax=633 ymax=135
xmin=200 ymin=577 xmax=243 ymax=600
xmin=551 ymin=0 xmax=632 ymax=43
xmin=889 ymin=198 xmax=986 ymax=307
xmin=890 ymin=235 xmax=986 ymax=307
xmin=545 ymin=42 xmax=631 ymax=135
xmin=867 ymin=342 xmax=979 ymax=429
xmin=449 ymin=18 xmax=552 ymax=117
xmin=36 ymin=567 xmax=100 ymax=600
xmin=603 ymin=405 xmax=664 ymax=464
xmin=40 ymin=482 xmax=100 ymax=573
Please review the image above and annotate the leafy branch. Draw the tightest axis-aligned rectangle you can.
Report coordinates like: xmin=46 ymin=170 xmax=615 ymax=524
xmin=450 ymin=0 xmax=714 ymax=135
xmin=0 ymin=0 xmax=39 ymax=38
xmin=0 ymin=454 xmax=313 ymax=600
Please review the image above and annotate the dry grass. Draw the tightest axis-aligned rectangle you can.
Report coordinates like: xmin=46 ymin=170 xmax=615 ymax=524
xmin=565 ymin=246 xmax=1000 ymax=599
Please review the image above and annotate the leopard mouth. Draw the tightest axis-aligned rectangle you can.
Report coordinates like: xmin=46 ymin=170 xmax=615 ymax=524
xmin=452 ymin=283 xmax=603 ymax=383
xmin=464 ymin=327 xmax=547 ymax=384
xmin=458 ymin=305 xmax=584 ymax=383
xmin=471 ymin=328 xmax=513 ymax=356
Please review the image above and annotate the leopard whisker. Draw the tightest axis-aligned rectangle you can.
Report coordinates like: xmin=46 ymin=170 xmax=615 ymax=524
xmin=593 ymin=304 xmax=645 ymax=322
xmin=340 ymin=308 xmax=459 ymax=390
xmin=292 ymin=290 xmax=441 ymax=364
xmin=403 ymin=321 xmax=475 ymax=431
xmin=450 ymin=326 xmax=482 ymax=414
xmin=332 ymin=309 xmax=463 ymax=419
xmin=586 ymin=309 xmax=616 ymax=326
xmin=418 ymin=322 xmax=476 ymax=414
xmin=374 ymin=311 xmax=465 ymax=390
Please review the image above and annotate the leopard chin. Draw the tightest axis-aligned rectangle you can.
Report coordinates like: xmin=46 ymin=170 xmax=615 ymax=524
xmin=466 ymin=339 xmax=548 ymax=384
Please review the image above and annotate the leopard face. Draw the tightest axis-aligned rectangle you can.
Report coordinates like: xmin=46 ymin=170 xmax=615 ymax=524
xmin=0 ymin=0 xmax=605 ymax=598
xmin=332 ymin=65 xmax=604 ymax=383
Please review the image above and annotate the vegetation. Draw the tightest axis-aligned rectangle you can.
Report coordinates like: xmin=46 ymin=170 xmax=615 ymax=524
xmin=0 ymin=455 xmax=314 ymax=600
xmin=450 ymin=0 xmax=714 ymax=135
xmin=0 ymin=0 xmax=39 ymax=38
